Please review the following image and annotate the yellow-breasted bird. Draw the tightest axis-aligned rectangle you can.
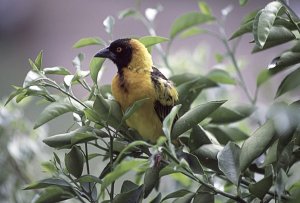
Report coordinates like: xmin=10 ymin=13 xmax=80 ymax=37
xmin=95 ymin=38 xmax=178 ymax=143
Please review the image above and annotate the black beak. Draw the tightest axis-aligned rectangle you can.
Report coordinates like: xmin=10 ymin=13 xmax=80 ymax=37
xmin=94 ymin=47 xmax=116 ymax=61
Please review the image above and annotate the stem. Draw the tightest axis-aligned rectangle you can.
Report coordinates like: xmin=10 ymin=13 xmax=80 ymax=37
xmin=89 ymin=142 xmax=109 ymax=152
xmin=83 ymin=142 xmax=96 ymax=202
xmin=42 ymin=83 xmax=88 ymax=108
xmin=106 ymin=126 xmax=115 ymax=202
xmin=219 ymin=25 xmax=255 ymax=105
xmin=64 ymin=173 xmax=88 ymax=203
xmin=85 ymin=143 xmax=90 ymax=175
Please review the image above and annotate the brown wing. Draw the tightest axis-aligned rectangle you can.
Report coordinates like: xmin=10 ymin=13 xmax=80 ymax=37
xmin=151 ymin=67 xmax=178 ymax=122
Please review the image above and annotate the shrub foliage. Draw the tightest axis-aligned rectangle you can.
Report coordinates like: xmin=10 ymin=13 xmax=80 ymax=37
xmin=6 ymin=1 xmax=300 ymax=202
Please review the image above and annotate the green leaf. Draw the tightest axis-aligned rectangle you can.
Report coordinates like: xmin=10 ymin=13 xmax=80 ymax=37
xmin=229 ymin=10 xmax=259 ymax=40
xmin=205 ymin=126 xmax=248 ymax=145
xmin=229 ymin=20 xmax=254 ymax=40
xmin=252 ymin=26 xmax=295 ymax=53
xmin=123 ymin=98 xmax=149 ymax=121
xmin=64 ymin=75 xmax=74 ymax=87
xmin=33 ymin=186 xmax=74 ymax=203
xmin=170 ymin=12 xmax=214 ymax=38
xmin=28 ymin=58 xmax=39 ymax=71
xmin=139 ymin=36 xmax=169 ymax=48
xmin=70 ymin=132 xmax=98 ymax=145
xmin=177 ymin=76 xmax=218 ymax=114
xmin=43 ymin=67 xmax=70 ymax=75
xmin=206 ymin=69 xmax=236 ymax=85
xmin=5 ymin=87 xmax=25 ymax=106
xmin=144 ymin=166 xmax=160 ymax=198
xmin=162 ymin=189 xmax=191 ymax=201
xmin=23 ymin=70 xmax=42 ymax=88
xmin=118 ymin=8 xmax=137 ymax=19
xmin=249 ymin=175 xmax=273 ymax=199
xmin=172 ymin=100 xmax=226 ymax=139
xmin=262 ymin=140 xmax=278 ymax=166
xmin=150 ymin=193 xmax=161 ymax=203
xmin=43 ymin=126 xmax=93 ymax=148
xmin=193 ymin=144 xmax=222 ymax=171
xmin=101 ymin=159 xmax=147 ymax=192
xmin=65 ymin=145 xmax=84 ymax=178
xmin=217 ymin=142 xmax=241 ymax=185
xmin=182 ymin=152 xmax=204 ymax=174
xmin=277 ymin=141 xmax=294 ymax=170
xmin=35 ymin=50 xmax=43 ymax=71
xmin=209 ymin=105 xmax=255 ymax=124
xmin=272 ymin=52 xmax=300 ymax=70
xmin=73 ymin=37 xmax=104 ymax=48
xmin=267 ymin=41 xmax=300 ymax=72
xmin=274 ymin=17 xmax=300 ymax=30
xmin=12 ymin=86 xmax=55 ymax=104
xmin=275 ymin=67 xmax=300 ymax=98
xmin=189 ymin=125 xmax=212 ymax=152
xmin=159 ymin=163 xmax=186 ymax=177
xmin=72 ymin=53 xmax=84 ymax=70
xmin=193 ymin=185 xmax=214 ymax=203
xmin=239 ymin=120 xmax=276 ymax=172
xmin=89 ymin=57 xmax=105 ymax=84
xmin=121 ymin=180 xmax=139 ymax=193
xmin=256 ymin=69 xmax=272 ymax=87
xmin=242 ymin=10 xmax=261 ymax=25
xmin=194 ymin=185 xmax=215 ymax=203
xmin=103 ymin=16 xmax=115 ymax=34
xmin=163 ymin=105 xmax=181 ymax=140
xmin=253 ymin=1 xmax=284 ymax=48
xmin=24 ymin=178 xmax=70 ymax=190
xmin=73 ymin=70 xmax=90 ymax=82
xmin=75 ymin=175 xmax=102 ymax=184
xmin=179 ymin=27 xmax=207 ymax=39
xmin=99 ymin=84 xmax=112 ymax=98
xmin=34 ymin=101 xmax=76 ymax=129
xmin=84 ymin=108 xmax=103 ymax=125
xmin=114 ymin=140 xmax=151 ymax=164
xmin=113 ymin=184 xmax=144 ymax=203
xmin=170 ymin=73 xmax=197 ymax=86
xmin=276 ymin=169 xmax=288 ymax=200
xmin=173 ymin=193 xmax=195 ymax=203
xmin=41 ymin=161 xmax=57 ymax=174
xmin=198 ymin=1 xmax=212 ymax=16
xmin=93 ymin=95 xmax=123 ymax=129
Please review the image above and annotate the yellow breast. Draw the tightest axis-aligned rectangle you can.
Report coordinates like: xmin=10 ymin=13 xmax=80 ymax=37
xmin=111 ymin=69 xmax=163 ymax=142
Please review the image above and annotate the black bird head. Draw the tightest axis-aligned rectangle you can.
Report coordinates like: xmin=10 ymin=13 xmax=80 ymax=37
xmin=95 ymin=38 xmax=133 ymax=70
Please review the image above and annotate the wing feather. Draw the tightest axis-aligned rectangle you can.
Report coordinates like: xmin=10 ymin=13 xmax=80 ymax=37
xmin=151 ymin=67 xmax=178 ymax=122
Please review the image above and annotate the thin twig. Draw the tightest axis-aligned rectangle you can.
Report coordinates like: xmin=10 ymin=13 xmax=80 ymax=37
xmin=42 ymin=83 xmax=88 ymax=108
xmin=219 ymin=25 xmax=255 ymax=105
xmin=106 ymin=125 xmax=115 ymax=202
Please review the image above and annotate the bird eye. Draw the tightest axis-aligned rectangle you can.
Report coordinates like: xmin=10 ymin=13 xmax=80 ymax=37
xmin=116 ymin=47 xmax=122 ymax=53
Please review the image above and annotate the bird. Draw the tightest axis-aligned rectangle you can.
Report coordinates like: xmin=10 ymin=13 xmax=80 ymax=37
xmin=94 ymin=38 xmax=178 ymax=143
